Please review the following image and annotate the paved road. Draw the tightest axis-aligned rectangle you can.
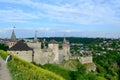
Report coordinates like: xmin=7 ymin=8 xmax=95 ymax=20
xmin=0 ymin=57 xmax=12 ymax=80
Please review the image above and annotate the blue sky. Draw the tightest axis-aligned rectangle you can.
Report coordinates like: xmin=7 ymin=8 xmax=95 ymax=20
xmin=0 ymin=0 xmax=120 ymax=38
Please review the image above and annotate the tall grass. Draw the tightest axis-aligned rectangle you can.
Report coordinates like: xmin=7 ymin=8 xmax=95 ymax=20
xmin=0 ymin=50 xmax=65 ymax=80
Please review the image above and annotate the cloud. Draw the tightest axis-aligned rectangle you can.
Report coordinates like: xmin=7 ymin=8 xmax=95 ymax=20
xmin=0 ymin=9 xmax=39 ymax=23
xmin=60 ymin=29 xmax=83 ymax=33
xmin=0 ymin=0 xmax=120 ymax=25
xmin=0 ymin=28 xmax=12 ymax=33
xmin=0 ymin=0 xmax=120 ymax=39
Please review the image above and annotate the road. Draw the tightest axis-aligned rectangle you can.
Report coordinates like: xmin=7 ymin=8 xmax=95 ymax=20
xmin=0 ymin=57 xmax=12 ymax=80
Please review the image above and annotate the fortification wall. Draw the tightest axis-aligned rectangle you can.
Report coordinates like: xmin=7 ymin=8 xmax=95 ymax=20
xmin=8 ymin=51 xmax=33 ymax=62
xmin=59 ymin=49 xmax=69 ymax=60
xmin=53 ymin=44 xmax=59 ymax=63
xmin=62 ymin=44 xmax=70 ymax=60
xmin=33 ymin=51 xmax=55 ymax=65
xmin=79 ymin=56 xmax=93 ymax=64
xmin=27 ymin=42 xmax=41 ymax=49
xmin=48 ymin=44 xmax=53 ymax=49
xmin=7 ymin=41 xmax=71 ymax=65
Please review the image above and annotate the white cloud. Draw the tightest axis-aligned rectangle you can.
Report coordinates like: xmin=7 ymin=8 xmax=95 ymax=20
xmin=0 ymin=9 xmax=39 ymax=23
xmin=0 ymin=0 xmax=120 ymax=25
xmin=0 ymin=0 xmax=120 ymax=38
xmin=29 ymin=0 xmax=120 ymax=25
xmin=0 ymin=28 xmax=9 ymax=33
xmin=60 ymin=29 xmax=83 ymax=33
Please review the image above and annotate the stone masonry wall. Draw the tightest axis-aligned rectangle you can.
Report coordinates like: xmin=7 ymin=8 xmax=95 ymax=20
xmin=8 ymin=51 xmax=33 ymax=62
xmin=79 ymin=56 xmax=93 ymax=64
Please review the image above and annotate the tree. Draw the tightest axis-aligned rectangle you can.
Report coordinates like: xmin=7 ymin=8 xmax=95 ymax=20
xmin=0 ymin=43 xmax=9 ymax=51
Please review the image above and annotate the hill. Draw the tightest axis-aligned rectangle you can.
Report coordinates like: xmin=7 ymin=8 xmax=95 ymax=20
xmin=0 ymin=50 xmax=65 ymax=80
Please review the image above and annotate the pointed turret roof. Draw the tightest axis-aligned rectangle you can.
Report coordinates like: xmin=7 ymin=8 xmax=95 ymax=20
xmin=63 ymin=37 xmax=67 ymax=43
xmin=11 ymin=30 xmax=16 ymax=42
xmin=33 ymin=31 xmax=38 ymax=42
xmin=63 ymin=36 xmax=69 ymax=44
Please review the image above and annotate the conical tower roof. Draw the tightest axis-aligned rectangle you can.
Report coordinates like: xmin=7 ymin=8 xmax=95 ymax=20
xmin=33 ymin=31 xmax=38 ymax=42
xmin=63 ymin=37 xmax=67 ymax=43
xmin=63 ymin=36 xmax=69 ymax=44
xmin=11 ymin=30 xmax=16 ymax=42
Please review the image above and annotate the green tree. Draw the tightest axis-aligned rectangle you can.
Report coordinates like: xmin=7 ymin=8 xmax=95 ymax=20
xmin=0 ymin=43 xmax=9 ymax=51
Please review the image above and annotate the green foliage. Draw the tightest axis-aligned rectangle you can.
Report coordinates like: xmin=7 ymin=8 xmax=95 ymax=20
xmin=94 ymin=76 xmax=106 ymax=80
xmin=77 ymin=64 xmax=86 ymax=74
xmin=38 ymin=37 xmax=104 ymax=44
xmin=93 ymin=51 xmax=120 ymax=79
xmin=41 ymin=41 xmax=44 ymax=49
xmin=0 ymin=43 xmax=9 ymax=51
xmin=0 ymin=50 xmax=7 ymax=60
xmin=43 ymin=64 xmax=71 ymax=80
xmin=59 ymin=44 xmax=62 ymax=49
xmin=69 ymin=71 xmax=77 ymax=80
xmin=96 ymin=64 xmax=106 ymax=76
xmin=0 ymin=50 xmax=65 ymax=80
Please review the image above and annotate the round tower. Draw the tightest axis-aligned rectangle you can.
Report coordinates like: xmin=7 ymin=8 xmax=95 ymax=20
xmin=62 ymin=37 xmax=70 ymax=60
xmin=48 ymin=40 xmax=59 ymax=63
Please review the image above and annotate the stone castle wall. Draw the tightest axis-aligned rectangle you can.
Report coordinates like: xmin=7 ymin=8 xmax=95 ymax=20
xmin=62 ymin=47 xmax=70 ymax=60
xmin=8 ymin=51 xmax=33 ymax=62
xmin=70 ymin=56 xmax=93 ymax=64
xmin=48 ymin=44 xmax=59 ymax=63
xmin=27 ymin=42 xmax=41 ymax=49
xmin=8 ymin=40 xmax=94 ymax=65
xmin=27 ymin=42 xmax=60 ymax=65
xmin=79 ymin=56 xmax=93 ymax=64
xmin=27 ymin=42 xmax=43 ymax=64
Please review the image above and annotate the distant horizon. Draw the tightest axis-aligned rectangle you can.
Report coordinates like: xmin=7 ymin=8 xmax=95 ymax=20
xmin=0 ymin=0 xmax=120 ymax=38
xmin=1 ymin=30 xmax=119 ymax=39
xmin=0 ymin=28 xmax=120 ymax=39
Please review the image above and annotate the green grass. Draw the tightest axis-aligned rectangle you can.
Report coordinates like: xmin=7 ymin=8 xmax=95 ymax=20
xmin=60 ymin=59 xmax=80 ymax=71
xmin=43 ymin=64 xmax=71 ymax=80
xmin=41 ymin=60 xmax=82 ymax=80
xmin=0 ymin=50 xmax=65 ymax=80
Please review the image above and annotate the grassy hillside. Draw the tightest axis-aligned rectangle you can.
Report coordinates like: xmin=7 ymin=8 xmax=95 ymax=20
xmin=60 ymin=59 xmax=80 ymax=71
xmin=0 ymin=50 xmax=65 ymax=80
xmin=43 ymin=64 xmax=71 ymax=80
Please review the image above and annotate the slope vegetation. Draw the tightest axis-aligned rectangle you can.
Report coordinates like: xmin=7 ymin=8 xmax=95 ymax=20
xmin=0 ymin=50 xmax=65 ymax=80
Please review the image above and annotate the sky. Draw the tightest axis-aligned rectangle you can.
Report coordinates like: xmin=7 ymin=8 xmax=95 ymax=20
xmin=0 ymin=0 xmax=120 ymax=38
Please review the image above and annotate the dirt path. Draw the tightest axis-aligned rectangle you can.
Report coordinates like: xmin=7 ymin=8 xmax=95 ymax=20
xmin=0 ymin=57 xmax=12 ymax=80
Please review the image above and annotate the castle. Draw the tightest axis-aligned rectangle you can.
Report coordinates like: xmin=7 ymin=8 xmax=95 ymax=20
xmin=7 ymin=30 xmax=71 ymax=65
xmin=7 ymin=29 xmax=93 ymax=65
